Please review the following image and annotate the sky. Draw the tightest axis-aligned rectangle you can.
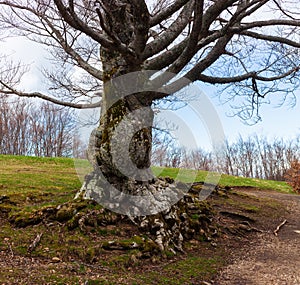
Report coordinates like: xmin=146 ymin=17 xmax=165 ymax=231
xmin=156 ymin=81 xmax=300 ymax=151
xmin=198 ymin=83 xmax=300 ymax=149
xmin=1 ymin=37 xmax=299 ymax=152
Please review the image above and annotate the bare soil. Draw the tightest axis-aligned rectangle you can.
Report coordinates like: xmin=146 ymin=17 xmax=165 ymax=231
xmin=0 ymin=187 xmax=299 ymax=284
xmin=213 ymin=188 xmax=300 ymax=285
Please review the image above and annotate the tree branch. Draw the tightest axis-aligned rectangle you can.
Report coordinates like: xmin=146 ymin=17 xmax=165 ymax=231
xmin=143 ymin=1 xmax=193 ymax=60
xmin=167 ymin=0 xmax=204 ymax=73
xmin=0 ymin=81 xmax=101 ymax=109
xmin=233 ymin=19 xmax=300 ymax=32
xmin=185 ymin=34 xmax=234 ymax=82
xmin=128 ymin=0 xmax=150 ymax=55
xmin=227 ymin=0 xmax=270 ymax=27
xmin=53 ymin=0 xmax=134 ymax=58
xmin=196 ymin=66 xmax=300 ymax=84
xmin=144 ymin=39 xmax=188 ymax=70
xmin=201 ymin=0 xmax=238 ymax=36
xmin=150 ymin=0 xmax=191 ymax=27
xmin=240 ymin=31 xmax=300 ymax=48
xmin=273 ymin=0 xmax=297 ymax=20
xmin=41 ymin=16 xmax=103 ymax=81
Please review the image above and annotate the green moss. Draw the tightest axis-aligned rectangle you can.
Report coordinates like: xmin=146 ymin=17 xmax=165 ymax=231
xmin=100 ymin=99 xmax=127 ymax=149
xmin=9 ymin=210 xmax=43 ymax=227
xmin=243 ymin=205 xmax=260 ymax=213
xmin=133 ymin=256 xmax=222 ymax=285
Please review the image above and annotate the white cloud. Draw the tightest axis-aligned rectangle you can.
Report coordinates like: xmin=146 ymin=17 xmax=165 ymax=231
xmin=0 ymin=36 xmax=48 ymax=91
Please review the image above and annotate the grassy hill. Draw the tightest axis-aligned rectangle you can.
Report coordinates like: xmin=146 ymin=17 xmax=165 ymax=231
xmin=0 ymin=155 xmax=294 ymax=284
xmin=0 ymin=155 xmax=293 ymax=203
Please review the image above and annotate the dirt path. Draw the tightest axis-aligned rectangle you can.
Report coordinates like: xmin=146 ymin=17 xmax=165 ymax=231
xmin=214 ymin=190 xmax=300 ymax=285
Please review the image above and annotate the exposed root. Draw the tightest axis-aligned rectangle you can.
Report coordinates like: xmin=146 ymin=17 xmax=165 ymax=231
xmin=274 ymin=219 xmax=287 ymax=236
xmin=9 ymin=178 xmax=218 ymax=255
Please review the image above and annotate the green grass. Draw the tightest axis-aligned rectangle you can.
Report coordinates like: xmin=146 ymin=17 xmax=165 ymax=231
xmin=0 ymin=155 xmax=293 ymax=203
xmin=0 ymin=155 xmax=81 ymax=202
xmin=131 ymin=256 xmax=222 ymax=285
xmin=0 ymin=155 xmax=294 ymax=284
xmin=152 ymin=166 xmax=293 ymax=193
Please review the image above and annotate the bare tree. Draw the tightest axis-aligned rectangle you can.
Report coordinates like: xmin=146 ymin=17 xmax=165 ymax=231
xmin=0 ymin=97 xmax=32 ymax=155
xmin=1 ymin=0 xmax=300 ymax=251
xmin=0 ymin=98 xmax=76 ymax=157
xmin=30 ymin=102 xmax=75 ymax=157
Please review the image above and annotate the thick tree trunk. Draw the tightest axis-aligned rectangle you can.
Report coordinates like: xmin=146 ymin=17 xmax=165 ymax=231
xmin=77 ymin=44 xmax=161 ymax=211
xmin=96 ymin=95 xmax=154 ymax=182
xmin=77 ymin=79 xmax=215 ymax=251
xmin=76 ymin=1 xmax=214 ymax=253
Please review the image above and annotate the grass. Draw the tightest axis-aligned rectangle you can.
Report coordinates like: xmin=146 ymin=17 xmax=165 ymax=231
xmin=0 ymin=155 xmax=293 ymax=201
xmin=152 ymin=166 xmax=293 ymax=193
xmin=0 ymin=154 xmax=294 ymax=284
xmin=131 ymin=256 xmax=222 ymax=285
xmin=0 ymin=155 xmax=81 ymax=204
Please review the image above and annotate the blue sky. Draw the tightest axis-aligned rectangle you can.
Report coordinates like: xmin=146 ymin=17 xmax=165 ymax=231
xmin=165 ymin=83 xmax=300 ymax=151
xmin=213 ymin=91 xmax=300 ymax=144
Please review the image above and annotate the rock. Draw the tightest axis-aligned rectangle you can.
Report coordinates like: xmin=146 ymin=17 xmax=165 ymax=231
xmin=51 ymin=257 xmax=61 ymax=263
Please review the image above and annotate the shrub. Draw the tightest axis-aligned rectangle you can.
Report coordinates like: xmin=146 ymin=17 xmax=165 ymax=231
xmin=285 ymin=160 xmax=300 ymax=193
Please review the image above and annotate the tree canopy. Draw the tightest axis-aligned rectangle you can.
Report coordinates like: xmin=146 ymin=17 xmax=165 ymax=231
xmin=0 ymin=0 xmax=299 ymax=122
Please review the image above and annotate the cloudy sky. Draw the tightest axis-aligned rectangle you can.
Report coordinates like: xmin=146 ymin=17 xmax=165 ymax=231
xmin=1 ymin=36 xmax=299 ymax=151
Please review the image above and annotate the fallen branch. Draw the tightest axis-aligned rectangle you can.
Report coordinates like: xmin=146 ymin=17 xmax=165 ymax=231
xmin=274 ymin=219 xmax=287 ymax=236
xmin=28 ymin=233 xmax=43 ymax=253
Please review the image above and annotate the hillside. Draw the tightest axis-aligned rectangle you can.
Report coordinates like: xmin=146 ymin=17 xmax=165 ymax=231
xmin=0 ymin=155 xmax=298 ymax=284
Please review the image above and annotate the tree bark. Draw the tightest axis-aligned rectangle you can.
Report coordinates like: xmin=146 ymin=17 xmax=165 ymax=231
xmin=76 ymin=0 xmax=215 ymax=253
xmin=77 ymin=41 xmax=159 ymax=207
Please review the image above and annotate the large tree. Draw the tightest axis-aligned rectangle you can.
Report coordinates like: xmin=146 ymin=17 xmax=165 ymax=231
xmin=0 ymin=0 xmax=300 ymax=251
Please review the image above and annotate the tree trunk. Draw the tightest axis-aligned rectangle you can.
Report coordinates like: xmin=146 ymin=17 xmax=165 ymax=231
xmin=78 ymin=44 xmax=166 ymax=212
xmin=76 ymin=2 xmax=215 ymax=253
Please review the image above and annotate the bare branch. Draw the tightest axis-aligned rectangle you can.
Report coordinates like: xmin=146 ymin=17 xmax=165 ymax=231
xmin=185 ymin=34 xmax=234 ymax=82
xmin=240 ymin=31 xmax=300 ymax=48
xmin=227 ymin=0 xmax=270 ymax=27
xmin=53 ymin=0 xmax=135 ymax=58
xmin=273 ymin=0 xmax=297 ymax=20
xmin=41 ymin=15 xmax=103 ymax=80
xmin=143 ymin=1 xmax=193 ymax=60
xmin=167 ymin=0 xmax=204 ymax=73
xmin=0 ymin=1 xmax=103 ymax=81
xmin=150 ymin=0 xmax=191 ymax=27
xmin=0 ymin=81 xmax=101 ymax=109
xmin=201 ymin=0 xmax=238 ymax=36
xmin=233 ymin=19 xmax=300 ymax=32
xmin=127 ymin=0 xmax=150 ymax=55
xmin=144 ymin=39 xmax=188 ymax=70
xmin=196 ymin=66 xmax=300 ymax=84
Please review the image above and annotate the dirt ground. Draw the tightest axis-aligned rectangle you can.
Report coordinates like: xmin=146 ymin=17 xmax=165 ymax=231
xmin=213 ymin=189 xmax=300 ymax=285
xmin=0 ymin=187 xmax=299 ymax=284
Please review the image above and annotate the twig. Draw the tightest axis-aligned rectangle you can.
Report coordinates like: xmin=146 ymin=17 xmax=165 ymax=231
xmin=8 ymin=243 xmax=14 ymax=257
xmin=4 ymin=238 xmax=14 ymax=257
xmin=27 ymin=233 xmax=43 ymax=253
xmin=274 ymin=219 xmax=287 ymax=236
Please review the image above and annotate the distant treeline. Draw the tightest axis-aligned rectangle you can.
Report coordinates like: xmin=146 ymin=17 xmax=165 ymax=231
xmin=152 ymin=132 xmax=300 ymax=181
xmin=0 ymin=97 xmax=76 ymax=157
xmin=1 ymin=97 xmax=299 ymax=182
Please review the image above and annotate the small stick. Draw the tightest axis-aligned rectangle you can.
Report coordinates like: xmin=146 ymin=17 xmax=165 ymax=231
xmin=28 ymin=233 xmax=43 ymax=253
xmin=4 ymin=238 xmax=14 ymax=257
xmin=8 ymin=243 xmax=14 ymax=257
xmin=274 ymin=219 xmax=287 ymax=236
